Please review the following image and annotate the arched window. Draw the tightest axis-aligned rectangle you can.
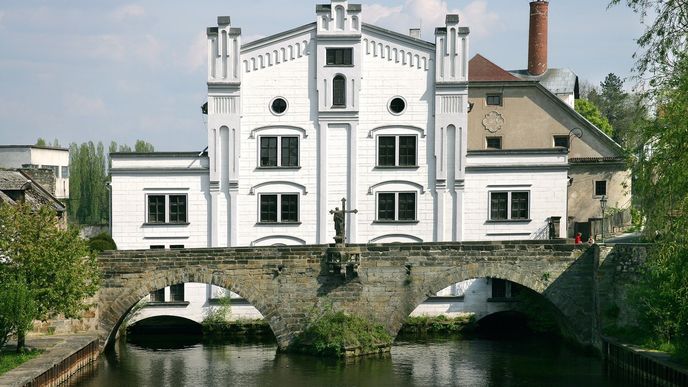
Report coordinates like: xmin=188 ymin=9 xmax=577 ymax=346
xmin=333 ymin=75 xmax=346 ymax=107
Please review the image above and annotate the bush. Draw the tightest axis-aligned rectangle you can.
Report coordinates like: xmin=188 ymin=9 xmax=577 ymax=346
xmin=88 ymin=232 xmax=116 ymax=252
xmin=291 ymin=311 xmax=392 ymax=357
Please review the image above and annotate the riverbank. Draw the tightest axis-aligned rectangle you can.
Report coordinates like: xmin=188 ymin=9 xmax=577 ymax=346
xmin=0 ymin=334 xmax=98 ymax=387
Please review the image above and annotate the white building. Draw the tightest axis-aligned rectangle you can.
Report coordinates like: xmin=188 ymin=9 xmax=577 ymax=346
xmin=110 ymin=1 xmax=569 ymax=327
xmin=0 ymin=145 xmax=70 ymax=199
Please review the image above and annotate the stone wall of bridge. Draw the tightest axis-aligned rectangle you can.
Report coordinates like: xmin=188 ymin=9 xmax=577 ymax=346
xmin=97 ymin=241 xmax=598 ymax=350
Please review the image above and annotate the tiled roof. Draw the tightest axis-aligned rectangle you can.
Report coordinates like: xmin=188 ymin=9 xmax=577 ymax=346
xmin=468 ymin=54 xmax=520 ymax=82
xmin=0 ymin=169 xmax=65 ymax=212
xmin=509 ymin=68 xmax=579 ymax=96
xmin=0 ymin=170 xmax=30 ymax=190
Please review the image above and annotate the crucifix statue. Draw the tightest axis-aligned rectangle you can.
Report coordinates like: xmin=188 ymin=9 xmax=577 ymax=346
xmin=329 ymin=198 xmax=358 ymax=244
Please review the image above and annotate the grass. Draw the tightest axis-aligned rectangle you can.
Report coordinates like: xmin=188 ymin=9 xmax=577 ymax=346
xmin=401 ymin=314 xmax=475 ymax=335
xmin=604 ymin=325 xmax=688 ymax=366
xmin=0 ymin=348 xmax=42 ymax=375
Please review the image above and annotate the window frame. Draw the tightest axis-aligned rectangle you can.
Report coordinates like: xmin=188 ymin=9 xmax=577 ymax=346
xmin=326 ymin=48 xmax=354 ymax=66
xmin=388 ymin=96 xmax=407 ymax=115
xmin=145 ymin=193 xmax=189 ymax=225
xmin=257 ymin=193 xmax=300 ymax=224
xmin=375 ymin=191 xmax=418 ymax=223
xmin=486 ymin=94 xmax=503 ymax=106
xmin=269 ymin=97 xmax=289 ymax=116
xmin=594 ymin=180 xmax=607 ymax=197
xmin=486 ymin=136 xmax=502 ymax=150
xmin=332 ymin=74 xmax=346 ymax=107
xmin=488 ymin=191 xmax=531 ymax=222
xmin=376 ymin=134 xmax=418 ymax=168
xmin=258 ymin=135 xmax=300 ymax=168
xmin=170 ymin=284 xmax=185 ymax=302
xmin=553 ymin=135 xmax=570 ymax=149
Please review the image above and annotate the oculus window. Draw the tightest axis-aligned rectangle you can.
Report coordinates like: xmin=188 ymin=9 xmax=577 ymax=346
xmin=377 ymin=192 xmax=416 ymax=222
xmin=378 ymin=135 xmax=417 ymax=167
xmin=259 ymin=194 xmax=299 ymax=223
xmin=388 ymin=97 xmax=406 ymax=115
xmin=489 ymin=191 xmax=529 ymax=221
xmin=270 ymin=97 xmax=288 ymax=115
xmin=326 ymin=48 xmax=353 ymax=66
xmin=260 ymin=136 xmax=299 ymax=167
xmin=147 ymin=194 xmax=187 ymax=224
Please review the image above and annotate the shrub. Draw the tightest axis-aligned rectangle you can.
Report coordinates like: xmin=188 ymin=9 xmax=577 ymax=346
xmin=87 ymin=232 xmax=117 ymax=252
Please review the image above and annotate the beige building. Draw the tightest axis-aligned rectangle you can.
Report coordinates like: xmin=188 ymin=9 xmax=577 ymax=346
xmin=466 ymin=55 xmax=630 ymax=238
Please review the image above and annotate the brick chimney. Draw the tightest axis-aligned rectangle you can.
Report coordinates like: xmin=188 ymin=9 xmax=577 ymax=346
xmin=528 ymin=0 xmax=548 ymax=76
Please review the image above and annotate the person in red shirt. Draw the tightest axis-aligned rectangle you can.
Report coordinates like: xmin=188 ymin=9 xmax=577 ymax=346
xmin=574 ymin=232 xmax=582 ymax=244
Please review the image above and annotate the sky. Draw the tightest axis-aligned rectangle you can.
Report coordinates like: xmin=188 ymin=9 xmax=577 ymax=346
xmin=0 ymin=0 xmax=645 ymax=151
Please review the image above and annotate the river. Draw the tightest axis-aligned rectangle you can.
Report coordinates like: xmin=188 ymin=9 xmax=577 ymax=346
xmin=70 ymin=335 xmax=629 ymax=386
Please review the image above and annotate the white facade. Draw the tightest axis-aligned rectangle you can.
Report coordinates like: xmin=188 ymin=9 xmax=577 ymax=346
xmin=110 ymin=1 xmax=570 ymax=327
xmin=0 ymin=145 xmax=70 ymax=199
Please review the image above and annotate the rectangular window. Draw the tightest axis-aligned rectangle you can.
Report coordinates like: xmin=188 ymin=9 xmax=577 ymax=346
xmin=147 ymin=195 xmax=166 ymax=223
xmin=149 ymin=245 xmax=165 ymax=250
xmin=486 ymin=94 xmax=502 ymax=106
xmin=553 ymin=135 xmax=569 ymax=149
xmin=326 ymin=48 xmax=353 ymax=65
xmin=489 ymin=191 xmax=530 ymax=221
xmin=260 ymin=136 xmax=299 ymax=167
xmin=170 ymin=245 xmax=185 ymax=249
xmin=376 ymin=192 xmax=417 ymax=222
xmin=150 ymin=288 xmax=165 ymax=302
xmin=486 ymin=137 xmax=502 ymax=150
xmin=61 ymin=166 xmax=69 ymax=178
xmin=170 ymin=284 xmax=184 ymax=302
xmin=594 ymin=180 xmax=607 ymax=197
xmin=147 ymin=194 xmax=188 ymax=224
xmin=491 ymin=279 xmax=507 ymax=298
xmin=259 ymin=194 xmax=299 ymax=223
xmin=169 ymin=195 xmax=187 ymax=223
xmin=377 ymin=135 xmax=417 ymax=167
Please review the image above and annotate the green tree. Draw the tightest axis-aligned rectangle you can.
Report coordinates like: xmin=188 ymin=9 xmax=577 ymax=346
xmin=0 ymin=202 xmax=99 ymax=352
xmin=35 ymin=138 xmax=46 ymax=146
xmin=598 ymin=74 xmax=628 ymax=142
xmin=574 ymin=98 xmax=614 ymax=137
xmin=134 ymin=140 xmax=154 ymax=153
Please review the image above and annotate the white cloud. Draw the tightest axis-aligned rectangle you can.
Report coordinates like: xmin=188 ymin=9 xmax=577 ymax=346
xmin=362 ymin=0 xmax=501 ymax=40
xmin=184 ymin=31 xmax=207 ymax=72
xmin=75 ymin=33 xmax=163 ymax=67
xmin=63 ymin=93 xmax=107 ymax=116
xmin=112 ymin=4 xmax=146 ymax=21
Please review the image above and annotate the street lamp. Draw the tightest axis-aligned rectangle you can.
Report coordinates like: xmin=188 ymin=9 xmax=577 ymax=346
xmin=600 ymin=195 xmax=608 ymax=243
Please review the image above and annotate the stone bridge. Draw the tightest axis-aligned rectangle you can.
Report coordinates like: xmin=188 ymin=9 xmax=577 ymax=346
xmin=97 ymin=240 xmax=599 ymax=350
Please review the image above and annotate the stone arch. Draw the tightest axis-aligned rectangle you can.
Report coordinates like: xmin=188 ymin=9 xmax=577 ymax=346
xmin=384 ymin=261 xmax=572 ymax=341
xmin=99 ymin=267 xmax=288 ymax=350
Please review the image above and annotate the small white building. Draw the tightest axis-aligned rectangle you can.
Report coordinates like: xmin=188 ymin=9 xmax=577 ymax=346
xmin=0 ymin=145 xmax=70 ymax=200
xmin=111 ymin=1 xmax=569 ymax=329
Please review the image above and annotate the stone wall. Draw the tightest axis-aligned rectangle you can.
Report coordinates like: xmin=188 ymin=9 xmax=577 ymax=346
xmin=96 ymin=241 xmax=597 ymax=350
xmin=597 ymin=243 xmax=651 ymax=331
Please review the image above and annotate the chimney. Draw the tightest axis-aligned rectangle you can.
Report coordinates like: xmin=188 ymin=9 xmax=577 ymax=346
xmin=528 ymin=0 xmax=548 ymax=76
xmin=409 ymin=28 xmax=421 ymax=39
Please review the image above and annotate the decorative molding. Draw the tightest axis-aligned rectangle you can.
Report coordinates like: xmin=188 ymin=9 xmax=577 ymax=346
xmin=250 ymin=235 xmax=306 ymax=246
xmin=243 ymin=39 xmax=310 ymax=73
xmin=367 ymin=125 xmax=426 ymax=138
xmin=368 ymin=234 xmax=423 ymax=243
xmin=143 ymin=187 xmax=190 ymax=191
xmin=249 ymin=125 xmax=308 ymax=139
xmin=440 ymin=95 xmax=464 ymax=113
xmin=249 ymin=181 xmax=308 ymax=195
xmin=367 ymin=180 xmax=425 ymax=195
xmin=482 ymin=111 xmax=504 ymax=133
xmin=209 ymin=97 xmax=238 ymax=114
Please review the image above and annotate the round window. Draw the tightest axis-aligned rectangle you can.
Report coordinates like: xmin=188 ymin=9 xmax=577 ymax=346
xmin=389 ymin=97 xmax=406 ymax=115
xmin=270 ymin=97 xmax=288 ymax=115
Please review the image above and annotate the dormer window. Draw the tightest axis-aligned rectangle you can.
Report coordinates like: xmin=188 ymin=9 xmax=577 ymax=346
xmin=326 ymin=48 xmax=353 ymax=66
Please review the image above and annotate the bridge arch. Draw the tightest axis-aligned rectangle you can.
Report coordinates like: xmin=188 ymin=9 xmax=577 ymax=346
xmin=99 ymin=267 xmax=285 ymax=350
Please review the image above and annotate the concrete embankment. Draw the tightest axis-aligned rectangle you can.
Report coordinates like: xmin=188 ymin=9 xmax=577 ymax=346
xmin=0 ymin=334 xmax=98 ymax=387
xmin=604 ymin=337 xmax=688 ymax=386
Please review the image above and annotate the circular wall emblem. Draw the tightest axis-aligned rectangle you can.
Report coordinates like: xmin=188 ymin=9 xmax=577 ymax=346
xmin=482 ymin=111 xmax=504 ymax=133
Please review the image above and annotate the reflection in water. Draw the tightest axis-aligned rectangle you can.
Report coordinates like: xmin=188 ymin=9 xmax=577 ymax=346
xmin=72 ymin=336 xmax=625 ymax=387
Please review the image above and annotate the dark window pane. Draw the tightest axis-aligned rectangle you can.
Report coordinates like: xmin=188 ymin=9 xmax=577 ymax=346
xmin=491 ymin=279 xmax=506 ymax=298
xmin=281 ymin=194 xmax=299 ymax=222
xmin=169 ymin=195 xmax=187 ymax=223
xmin=398 ymin=193 xmax=416 ymax=221
xmin=378 ymin=136 xmax=396 ymax=166
xmin=378 ymin=193 xmax=395 ymax=221
xmin=260 ymin=195 xmax=278 ymax=222
xmin=281 ymin=137 xmax=299 ymax=167
xmin=150 ymin=288 xmax=165 ymax=302
xmin=389 ymin=98 xmax=406 ymax=114
xmin=398 ymin=136 xmax=416 ymax=166
xmin=554 ymin=136 xmax=569 ymax=148
xmin=271 ymin=98 xmax=287 ymax=114
xmin=490 ymin=192 xmax=508 ymax=220
xmin=595 ymin=181 xmax=607 ymax=196
xmin=148 ymin=195 xmax=165 ymax=223
xmin=170 ymin=284 xmax=184 ymax=302
xmin=333 ymin=75 xmax=346 ymax=106
xmin=486 ymin=95 xmax=502 ymax=106
xmin=326 ymin=48 xmax=353 ymax=65
xmin=511 ymin=192 xmax=529 ymax=220
xmin=486 ymin=137 xmax=502 ymax=150
xmin=260 ymin=137 xmax=278 ymax=167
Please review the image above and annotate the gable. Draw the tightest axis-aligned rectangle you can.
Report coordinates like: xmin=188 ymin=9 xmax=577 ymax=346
xmin=468 ymin=54 xmax=519 ymax=82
